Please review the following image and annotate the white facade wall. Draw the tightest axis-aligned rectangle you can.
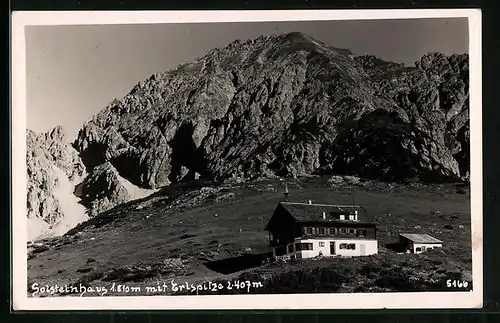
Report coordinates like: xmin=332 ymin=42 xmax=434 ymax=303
xmin=273 ymin=238 xmax=378 ymax=260
xmin=412 ymin=242 xmax=443 ymax=254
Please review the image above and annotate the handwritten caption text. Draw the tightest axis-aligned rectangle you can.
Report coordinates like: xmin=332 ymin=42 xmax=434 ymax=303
xmin=30 ymin=280 xmax=264 ymax=297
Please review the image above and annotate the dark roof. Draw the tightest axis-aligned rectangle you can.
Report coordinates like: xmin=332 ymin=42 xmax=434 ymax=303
xmin=399 ymin=233 xmax=443 ymax=244
xmin=279 ymin=202 xmax=374 ymax=225
xmin=299 ymin=234 xmax=377 ymax=241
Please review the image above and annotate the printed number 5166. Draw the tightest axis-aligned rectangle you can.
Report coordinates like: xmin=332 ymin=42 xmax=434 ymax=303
xmin=446 ymin=279 xmax=469 ymax=288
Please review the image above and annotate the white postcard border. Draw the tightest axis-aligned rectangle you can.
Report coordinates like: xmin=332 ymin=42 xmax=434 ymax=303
xmin=11 ymin=9 xmax=483 ymax=310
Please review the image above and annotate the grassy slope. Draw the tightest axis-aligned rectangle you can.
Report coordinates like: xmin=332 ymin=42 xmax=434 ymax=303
xmin=27 ymin=176 xmax=471 ymax=296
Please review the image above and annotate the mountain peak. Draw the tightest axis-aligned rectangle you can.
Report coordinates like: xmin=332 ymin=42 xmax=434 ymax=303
xmin=282 ymin=31 xmax=312 ymax=40
xmin=47 ymin=125 xmax=67 ymax=141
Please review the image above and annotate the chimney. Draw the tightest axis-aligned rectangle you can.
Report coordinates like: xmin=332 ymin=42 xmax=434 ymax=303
xmin=283 ymin=182 xmax=290 ymax=201
xmin=322 ymin=211 xmax=326 ymax=219
xmin=308 ymin=200 xmax=312 ymax=204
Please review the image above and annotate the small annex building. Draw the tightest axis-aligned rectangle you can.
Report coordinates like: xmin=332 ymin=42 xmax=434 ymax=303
xmin=264 ymin=201 xmax=378 ymax=261
xmin=398 ymin=233 xmax=443 ymax=254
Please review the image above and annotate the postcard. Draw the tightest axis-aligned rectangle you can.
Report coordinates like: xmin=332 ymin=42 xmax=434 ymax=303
xmin=11 ymin=9 xmax=482 ymax=310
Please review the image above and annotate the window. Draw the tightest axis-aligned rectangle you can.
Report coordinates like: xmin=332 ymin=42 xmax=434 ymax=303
xmin=348 ymin=228 xmax=355 ymax=234
xmin=339 ymin=243 xmax=356 ymax=250
xmin=296 ymin=243 xmax=313 ymax=251
xmin=329 ymin=228 xmax=336 ymax=235
xmin=357 ymin=229 xmax=367 ymax=237
xmin=339 ymin=215 xmax=345 ymax=220
xmin=318 ymin=228 xmax=325 ymax=235
xmin=427 ymin=247 xmax=433 ymax=251
xmin=319 ymin=242 xmax=325 ymax=247
xmin=415 ymin=247 xmax=422 ymax=252
xmin=287 ymin=244 xmax=294 ymax=253
xmin=306 ymin=227 xmax=313 ymax=234
xmin=340 ymin=228 xmax=347 ymax=234
xmin=348 ymin=215 xmax=355 ymax=221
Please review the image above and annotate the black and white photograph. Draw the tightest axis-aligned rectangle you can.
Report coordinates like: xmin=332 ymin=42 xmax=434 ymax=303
xmin=11 ymin=10 xmax=482 ymax=310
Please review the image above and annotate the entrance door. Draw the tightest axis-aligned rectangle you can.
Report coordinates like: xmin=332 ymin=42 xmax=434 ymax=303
xmin=360 ymin=244 xmax=366 ymax=256
xmin=330 ymin=242 xmax=336 ymax=255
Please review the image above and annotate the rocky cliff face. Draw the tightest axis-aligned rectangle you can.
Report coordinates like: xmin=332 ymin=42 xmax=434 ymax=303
xmin=328 ymin=52 xmax=470 ymax=181
xmin=77 ymin=162 xmax=133 ymax=217
xmin=74 ymin=32 xmax=469 ymax=189
xmin=27 ymin=127 xmax=158 ymax=240
xmin=26 ymin=127 xmax=88 ymax=240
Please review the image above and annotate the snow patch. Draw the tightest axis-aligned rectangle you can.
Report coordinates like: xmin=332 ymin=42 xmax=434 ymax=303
xmin=27 ymin=216 xmax=51 ymax=242
xmin=117 ymin=174 xmax=159 ymax=200
xmin=49 ymin=166 xmax=89 ymax=237
xmin=27 ymin=168 xmax=157 ymax=242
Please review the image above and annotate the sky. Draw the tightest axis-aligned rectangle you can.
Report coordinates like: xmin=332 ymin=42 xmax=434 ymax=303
xmin=25 ymin=18 xmax=469 ymax=140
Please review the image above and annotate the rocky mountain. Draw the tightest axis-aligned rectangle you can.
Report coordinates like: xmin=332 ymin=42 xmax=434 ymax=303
xmin=26 ymin=127 xmax=88 ymax=240
xmin=27 ymin=127 xmax=157 ymax=240
xmin=77 ymin=161 xmax=157 ymax=217
xmin=27 ymin=32 xmax=470 ymax=240
xmin=74 ymin=32 xmax=469 ymax=189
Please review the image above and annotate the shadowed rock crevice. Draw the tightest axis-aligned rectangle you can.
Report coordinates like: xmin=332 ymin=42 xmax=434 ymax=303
xmin=320 ymin=109 xmax=460 ymax=183
xmin=78 ymin=142 xmax=107 ymax=172
xmin=168 ymin=123 xmax=208 ymax=183
xmin=454 ymin=122 xmax=470 ymax=178
xmin=110 ymin=151 xmax=143 ymax=187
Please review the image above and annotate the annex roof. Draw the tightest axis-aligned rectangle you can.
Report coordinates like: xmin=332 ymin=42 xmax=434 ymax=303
xmin=399 ymin=233 xmax=443 ymax=244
